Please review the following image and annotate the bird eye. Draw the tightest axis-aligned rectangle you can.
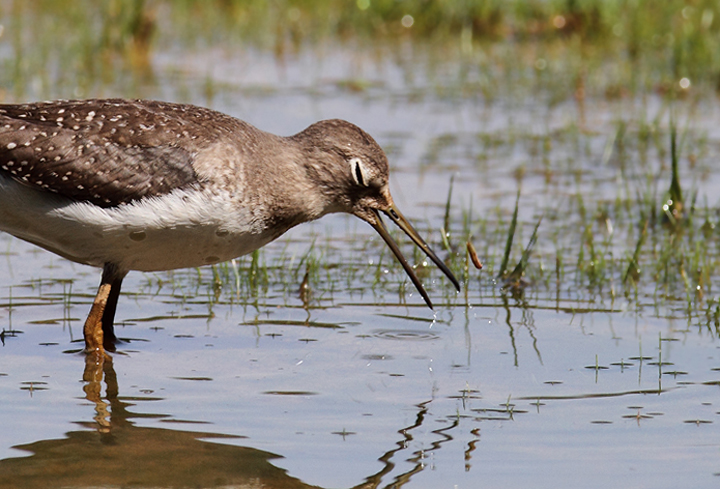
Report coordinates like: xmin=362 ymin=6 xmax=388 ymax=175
xmin=349 ymin=158 xmax=370 ymax=187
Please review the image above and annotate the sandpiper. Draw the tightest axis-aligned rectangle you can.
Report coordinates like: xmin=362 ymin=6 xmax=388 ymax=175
xmin=0 ymin=98 xmax=460 ymax=357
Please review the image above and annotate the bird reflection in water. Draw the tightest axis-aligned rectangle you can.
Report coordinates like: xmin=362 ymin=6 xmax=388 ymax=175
xmin=0 ymin=358 xmax=469 ymax=488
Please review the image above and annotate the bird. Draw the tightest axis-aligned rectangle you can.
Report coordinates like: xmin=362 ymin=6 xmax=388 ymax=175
xmin=0 ymin=98 xmax=460 ymax=358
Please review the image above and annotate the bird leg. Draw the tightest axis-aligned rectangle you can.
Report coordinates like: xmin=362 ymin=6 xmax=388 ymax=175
xmin=84 ymin=263 xmax=126 ymax=356
xmin=101 ymin=270 xmax=125 ymax=349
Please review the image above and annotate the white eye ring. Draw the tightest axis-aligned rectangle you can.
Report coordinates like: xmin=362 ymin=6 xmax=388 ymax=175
xmin=349 ymin=157 xmax=370 ymax=187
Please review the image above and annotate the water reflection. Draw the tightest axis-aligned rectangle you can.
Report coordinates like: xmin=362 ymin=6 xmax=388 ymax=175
xmin=0 ymin=358 xmax=316 ymax=489
xmin=351 ymin=402 xmax=460 ymax=489
xmin=500 ymin=293 xmax=542 ymax=366
xmin=0 ymin=356 xmax=457 ymax=489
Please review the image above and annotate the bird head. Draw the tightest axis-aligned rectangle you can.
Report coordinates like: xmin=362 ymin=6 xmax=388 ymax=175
xmin=295 ymin=119 xmax=460 ymax=308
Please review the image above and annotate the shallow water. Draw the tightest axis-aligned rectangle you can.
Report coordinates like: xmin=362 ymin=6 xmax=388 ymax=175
xmin=2 ymin=14 xmax=720 ymax=489
xmin=2 ymin=242 xmax=719 ymax=488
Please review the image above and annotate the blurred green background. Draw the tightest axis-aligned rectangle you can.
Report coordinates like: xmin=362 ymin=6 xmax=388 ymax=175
xmin=2 ymin=0 xmax=719 ymax=102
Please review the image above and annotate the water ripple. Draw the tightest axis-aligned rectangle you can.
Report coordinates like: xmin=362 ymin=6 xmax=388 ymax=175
xmin=372 ymin=329 xmax=439 ymax=341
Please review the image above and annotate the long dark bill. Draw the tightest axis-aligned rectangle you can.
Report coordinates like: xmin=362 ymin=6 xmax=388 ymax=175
xmin=370 ymin=208 xmax=460 ymax=309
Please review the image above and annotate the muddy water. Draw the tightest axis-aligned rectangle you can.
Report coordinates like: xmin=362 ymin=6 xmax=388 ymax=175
xmin=1 ymin=36 xmax=720 ymax=489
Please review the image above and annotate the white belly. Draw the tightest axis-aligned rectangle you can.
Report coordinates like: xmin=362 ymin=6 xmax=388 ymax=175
xmin=0 ymin=175 xmax=277 ymax=272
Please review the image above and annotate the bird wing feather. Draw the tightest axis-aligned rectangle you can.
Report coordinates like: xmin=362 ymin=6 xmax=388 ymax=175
xmin=0 ymin=99 xmax=242 ymax=207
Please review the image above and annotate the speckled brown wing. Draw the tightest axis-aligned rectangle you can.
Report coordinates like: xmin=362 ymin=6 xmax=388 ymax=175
xmin=0 ymin=99 xmax=242 ymax=207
